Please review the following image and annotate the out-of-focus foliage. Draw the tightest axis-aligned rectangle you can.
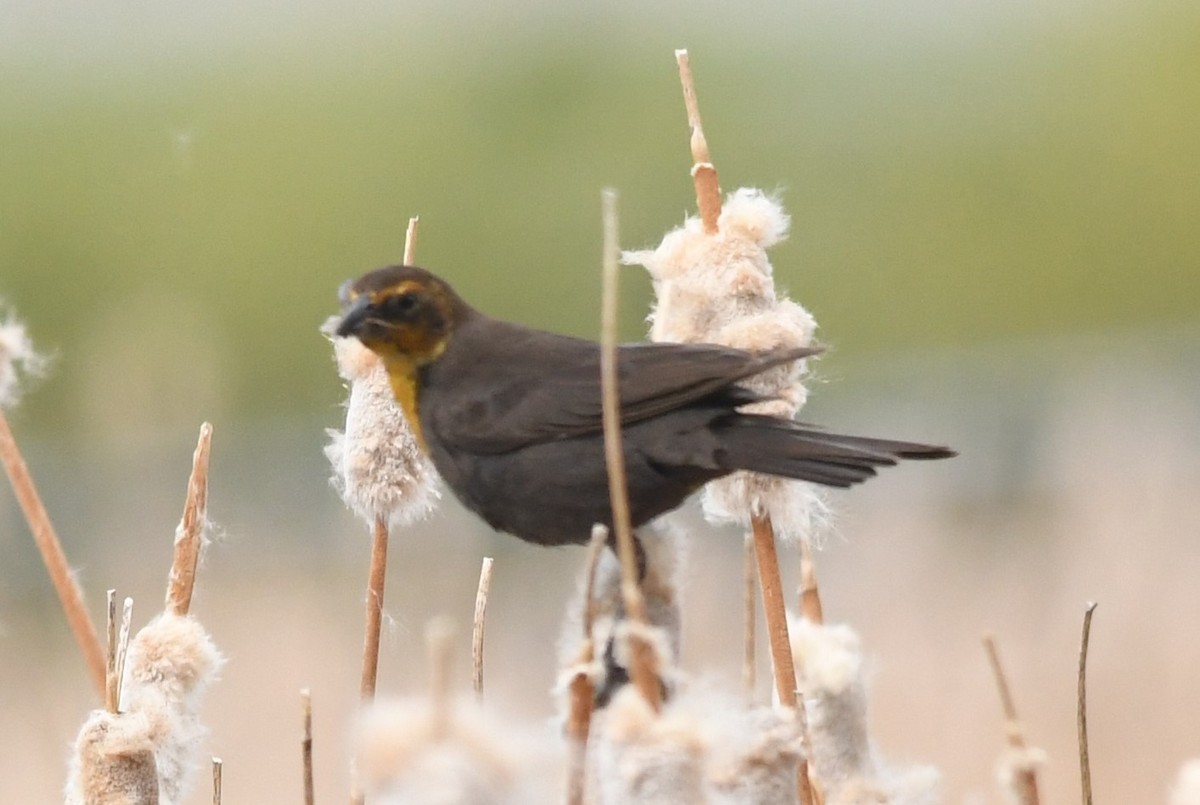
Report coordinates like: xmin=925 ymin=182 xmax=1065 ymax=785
xmin=1 ymin=0 xmax=1197 ymax=438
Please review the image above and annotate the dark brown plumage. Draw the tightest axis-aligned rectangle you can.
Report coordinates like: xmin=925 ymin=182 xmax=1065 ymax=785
xmin=336 ymin=265 xmax=955 ymax=547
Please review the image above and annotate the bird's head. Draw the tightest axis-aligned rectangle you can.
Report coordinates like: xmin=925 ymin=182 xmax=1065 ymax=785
xmin=336 ymin=265 xmax=469 ymax=368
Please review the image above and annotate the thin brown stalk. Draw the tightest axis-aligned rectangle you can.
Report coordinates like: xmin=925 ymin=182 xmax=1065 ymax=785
xmin=212 ymin=757 xmax=223 ymax=805
xmin=983 ymin=633 xmax=1041 ymax=805
xmin=675 ymin=49 xmax=721 ymax=234
xmin=798 ymin=539 xmax=824 ymax=625
xmin=565 ymin=525 xmax=608 ymax=805
xmin=743 ymin=533 xmax=757 ymax=703
xmin=105 ymin=590 xmax=118 ymax=713
xmin=752 ymin=512 xmax=815 ymax=805
xmin=165 ymin=422 xmax=213 ymax=616
xmin=472 ymin=557 xmax=494 ymax=702
xmin=302 ymin=688 xmax=315 ymax=805
xmin=599 ymin=187 xmax=661 ymax=711
xmin=0 ymin=407 xmax=105 ymax=696
xmin=403 ymin=216 xmax=420 ymax=265
xmin=359 ymin=515 xmax=389 ymax=700
xmin=1078 ymin=602 xmax=1098 ymax=805
xmin=116 ymin=596 xmax=133 ymax=711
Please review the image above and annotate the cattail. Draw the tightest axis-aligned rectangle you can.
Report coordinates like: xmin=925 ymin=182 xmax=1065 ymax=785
xmin=0 ymin=303 xmax=48 ymax=409
xmin=1170 ymin=760 xmax=1200 ymax=805
xmin=708 ymin=706 xmax=803 ymax=805
xmin=790 ymin=616 xmax=940 ymax=805
xmin=589 ymin=686 xmax=708 ymax=805
xmin=121 ymin=613 xmax=224 ymax=805
xmin=324 ymin=326 xmax=440 ymax=528
xmin=625 ymin=188 xmax=827 ymax=542
xmin=64 ymin=710 xmax=160 ymax=805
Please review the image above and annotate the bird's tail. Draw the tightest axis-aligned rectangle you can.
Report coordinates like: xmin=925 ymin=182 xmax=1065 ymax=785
xmin=717 ymin=415 xmax=956 ymax=488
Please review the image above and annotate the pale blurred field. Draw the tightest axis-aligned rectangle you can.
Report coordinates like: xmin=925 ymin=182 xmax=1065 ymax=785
xmin=3 ymin=333 xmax=1199 ymax=803
xmin=2 ymin=0 xmax=1199 ymax=801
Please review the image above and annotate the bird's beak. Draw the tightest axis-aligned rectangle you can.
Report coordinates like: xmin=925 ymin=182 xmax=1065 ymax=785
xmin=336 ymin=294 xmax=371 ymax=338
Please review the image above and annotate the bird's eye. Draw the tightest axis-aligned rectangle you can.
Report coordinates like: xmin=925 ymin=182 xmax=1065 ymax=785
xmin=383 ymin=292 xmax=420 ymax=318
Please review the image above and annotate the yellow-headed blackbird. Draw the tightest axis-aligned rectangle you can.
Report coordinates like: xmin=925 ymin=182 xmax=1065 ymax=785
xmin=335 ymin=265 xmax=954 ymax=546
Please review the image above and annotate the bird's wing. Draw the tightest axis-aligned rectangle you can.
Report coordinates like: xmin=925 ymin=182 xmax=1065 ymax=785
xmin=424 ymin=323 xmax=818 ymax=455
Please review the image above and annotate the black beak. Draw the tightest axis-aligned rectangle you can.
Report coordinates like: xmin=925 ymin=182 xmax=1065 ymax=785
xmin=336 ymin=294 xmax=372 ymax=338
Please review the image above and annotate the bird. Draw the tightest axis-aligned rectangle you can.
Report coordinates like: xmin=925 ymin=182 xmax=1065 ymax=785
xmin=335 ymin=265 xmax=955 ymax=548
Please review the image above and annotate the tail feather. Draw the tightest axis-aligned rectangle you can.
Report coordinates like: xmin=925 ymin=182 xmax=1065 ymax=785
xmin=717 ymin=415 xmax=955 ymax=488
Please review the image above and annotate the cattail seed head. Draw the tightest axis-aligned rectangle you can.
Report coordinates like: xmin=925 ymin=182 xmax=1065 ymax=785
xmin=0 ymin=304 xmax=48 ymax=409
xmin=324 ymin=321 xmax=439 ymax=529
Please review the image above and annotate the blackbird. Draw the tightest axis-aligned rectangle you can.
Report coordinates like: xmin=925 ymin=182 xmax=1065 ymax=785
xmin=335 ymin=265 xmax=954 ymax=546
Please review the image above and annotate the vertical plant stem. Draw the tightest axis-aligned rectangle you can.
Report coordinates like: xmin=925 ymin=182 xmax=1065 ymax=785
xmin=565 ymin=526 xmax=608 ymax=805
xmin=743 ymin=533 xmax=757 ymax=703
xmin=675 ymin=49 xmax=721 ymax=234
xmin=0 ymin=408 xmax=106 ymax=696
xmin=212 ymin=757 xmax=223 ymax=805
xmin=105 ymin=590 xmax=118 ymax=713
xmin=752 ymin=511 xmax=815 ymax=805
xmin=599 ymin=188 xmax=661 ymax=711
xmin=165 ymin=422 xmax=213 ymax=616
xmin=360 ymin=515 xmax=389 ymax=700
xmin=1078 ymin=602 xmax=1098 ymax=805
xmin=426 ymin=617 xmax=455 ymax=740
xmin=302 ymin=689 xmax=315 ymax=805
xmin=798 ymin=539 xmax=824 ymax=624
xmin=472 ymin=557 xmax=494 ymax=703
xmin=403 ymin=216 xmax=420 ymax=265
xmin=983 ymin=633 xmax=1041 ymax=805
xmin=115 ymin=597 xmax=133 ymax=712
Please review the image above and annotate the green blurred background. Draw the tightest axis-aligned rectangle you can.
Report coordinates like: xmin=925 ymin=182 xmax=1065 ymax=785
xmin=3 ymin=1 xmax=1200 ymax=802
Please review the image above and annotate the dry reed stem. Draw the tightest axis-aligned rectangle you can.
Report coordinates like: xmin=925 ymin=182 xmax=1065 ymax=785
xmin=0 ymin=407 xmax=106 ymax=696
xmin=983 ymin=633 xmax=1041 ymax=805
xmin=165 ymin=422 xmax=213 ymax=616
xmin=116 ymin=597 xmax=134 ymax=709
xmin=302 ymin=688 xmax=315 ymax=805
xmin=599 ymin=187 xmax=661 ymax=712
xmin=798 ymin=539 xmax=824 ymax=625
xmin=106 ymin=590 xmax=119 ymax=713
xmin=1078 ymin=602 xmax=1098 ymax=805
xmin=403 ymin=216 xmax=420 ymax=265
xmin=674 ymin=50 xmax=721 ymax=234
xmin=751 ymin=512 xmax=815 ymax=805
xmin=743 ymin=533 xmax=757 ymax=704
xmin=472 ymin=556 xmax=494 ymax=702
xmin=212 ymin=757 xmax=222 ymax=805
xmin=360 ymin=515 xmax=389 ymax=700
xmin=565 ymin=526 xmax=609 ymax=805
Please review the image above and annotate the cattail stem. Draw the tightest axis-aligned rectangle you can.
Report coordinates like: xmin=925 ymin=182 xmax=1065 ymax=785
xmin=798 ymin=539 xmax=824 ymax=625
xmin=472 ymin=557 xmax=494 ymax=703
xmin=360 ymin=515 xmax=389 ymax=700
xmin=212 ymin=757 xmax=223 ymax=805
xmin=599 ymin=188 xmax=661 ymax=711
xmin=302 ymin=689 xmax=315 ymax=805
xmin=115 ymin=597 xmax=133 ymax=711
xmin=565 ymin=526 xmax=609 ymax=805
xmin=983 ymin=633 xmax=1041 ymax=805
xmin=426 ymin=617 xmax=455 ymax=740
xmin=1078 ymin=603 xmax=1098 ymax=805
xmin=743 ymin=533 xmax=757 ymax=703
xmin=751 ymin=511 xmax=816 ymax=805
xmin=105 ymin=590 xmax=118 ymax=713
xmin=403 ymin=216 xmax=420 ymax=265
xmin=0 ymin=408 xmax=106 ymax=697
xmin=166 ymin=422 xmax=213 ymax=616
xmin=675 ymin=49 xmax=721 ymax=235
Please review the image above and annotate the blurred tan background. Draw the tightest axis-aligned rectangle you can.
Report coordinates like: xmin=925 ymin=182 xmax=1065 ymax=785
xmin=2 ymin=0 xmax=1198 ymax=801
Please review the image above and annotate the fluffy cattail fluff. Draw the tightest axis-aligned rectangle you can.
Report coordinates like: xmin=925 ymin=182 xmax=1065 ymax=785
xmin=64 ymin=711 xmax=160 ymax=805
xmin=790 ymin=616 xmax=941 ymax=805
xmin=356 ymin=698 xmax=531 ymax=805
xmin=559 ymin=521 xmax=686 ymax=709
xmin=324 ymin=321 xmax=439 ymax=529
xmin=708 ymin=706 xmax=803 ymax=805
xmin=122 ymin=613 xmax=223 ymax=804
xmin=624 ymin=189 xmax=827 ymax=542
xmin=1170 ymin=760 xmax=1200 ymax=805
xmin=0 ymin=303 xmax=48 ymax=408
xmin=589 ymin=686 xmax=708 ymax=805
